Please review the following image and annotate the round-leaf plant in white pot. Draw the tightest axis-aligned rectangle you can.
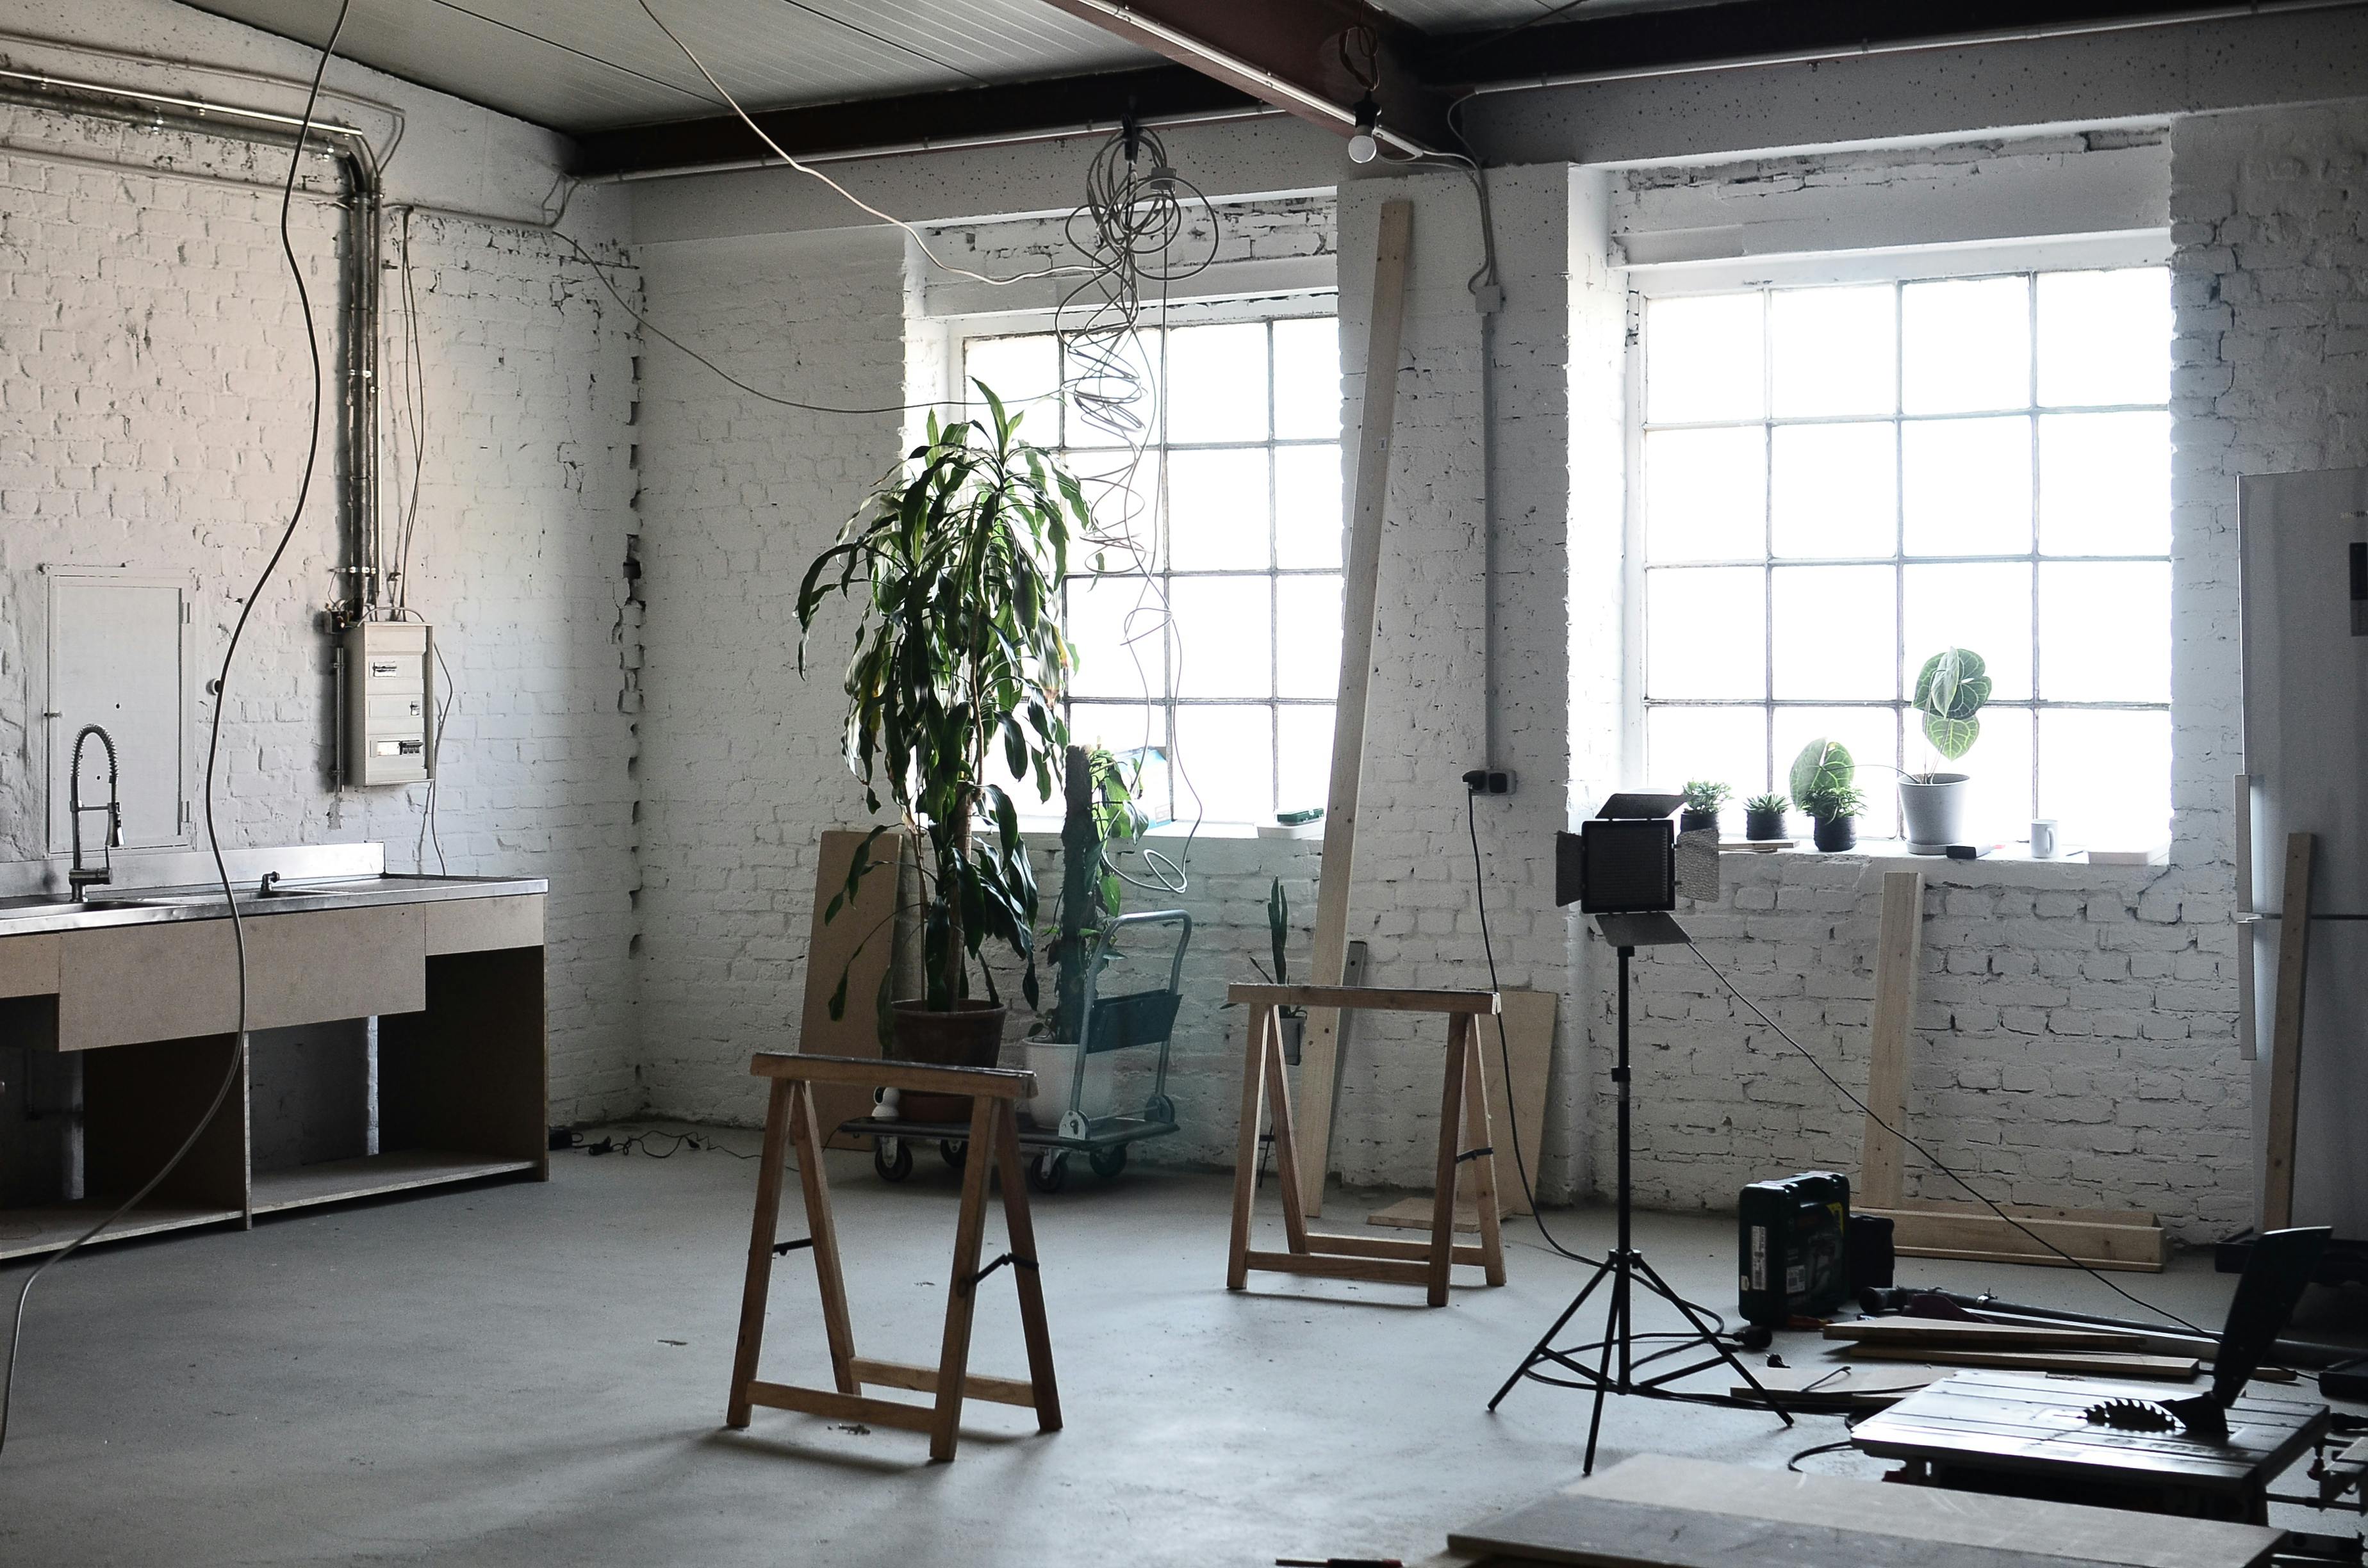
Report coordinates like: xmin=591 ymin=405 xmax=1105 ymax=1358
xmin=1901 ymin=646 xmax=1993 ymax=854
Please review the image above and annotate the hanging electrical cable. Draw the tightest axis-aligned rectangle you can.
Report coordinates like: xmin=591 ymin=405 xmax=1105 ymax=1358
xmin=0 ymin=0 xmax=356 ymax=1459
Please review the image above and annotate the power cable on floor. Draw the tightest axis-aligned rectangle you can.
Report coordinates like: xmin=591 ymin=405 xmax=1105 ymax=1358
xmin=0 ymin=0 xmax=355 ymax=1460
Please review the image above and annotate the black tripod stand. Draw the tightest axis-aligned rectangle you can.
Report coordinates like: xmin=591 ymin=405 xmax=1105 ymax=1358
xmin=1488 ymin=915 xmax=1791 ymax=1474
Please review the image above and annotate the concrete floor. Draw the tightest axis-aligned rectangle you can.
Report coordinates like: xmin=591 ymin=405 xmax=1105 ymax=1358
xmin=1 ymin=1132 xmax=2356 ymax=1567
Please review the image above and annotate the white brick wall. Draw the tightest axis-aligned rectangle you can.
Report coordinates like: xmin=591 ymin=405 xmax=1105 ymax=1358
xmin=0 ymin=92 xmax=645 ymax=1123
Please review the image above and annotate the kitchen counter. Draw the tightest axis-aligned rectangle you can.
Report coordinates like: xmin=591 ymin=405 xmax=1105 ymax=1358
xmin=0 ymin=872 xmax=548 ymax=936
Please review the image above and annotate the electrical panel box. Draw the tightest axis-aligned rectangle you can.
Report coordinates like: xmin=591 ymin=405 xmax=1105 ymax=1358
xmin=341 ymin=621 xmax=432 ymax=787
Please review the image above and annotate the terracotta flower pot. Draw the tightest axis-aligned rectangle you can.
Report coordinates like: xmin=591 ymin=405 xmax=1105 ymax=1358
xmin=889 ymin=999 xmax=1007 ymax=1123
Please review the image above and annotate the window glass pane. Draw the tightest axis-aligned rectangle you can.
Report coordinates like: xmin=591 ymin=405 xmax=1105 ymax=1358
xmin=1166 ymin=448 xmax=1269 ymax=571
xmin=1276 ymin=575 xmax=1342 ymax=699
xmin=1276 ymin=705 xmax=1334 ymax=815
xmin=1771 ymin=423 xmax=1894 ymax=559
xmin=1647 ymin=566 xmax=1764 ymax=699
xmin=2037 ymin=268 xmax=2169 ymax=407
xmin=963 ymin=333 xmax=1062 ymax=442
xmin=1174 ymin=705 xmax=1273 ymax=823
xmin=1645 ymin=293 xmax=1764 ymax=423
xmin=1771 ymin=284 xmax=1895 ymax=418
xmin=1773 ymin=706 xmax=1902 ymax=834
xmin=2037 ymin=561 xmax=2171 ymax=703
xmin=1902 ymin=562 xmax=2033 ymax=700
xmin=1167 ymin=576 xmax=1272 ymax=699
xmin=1645 ymin=705 xmax=1767 ymax=804
xmin=1274 ymin=444 xmax=1343 ymax=568
xmin=2039 ymin=707 xmax=2170 ymax=851
xmin=1902 ymin=276 xmax=2029 ymax=414
xmin=2039 ymin=411 xmax=2171 ymax=556
xmin=1772 ymin=566 xmax=1894 ymax=699
xmin=1065 ymin=575 xmax=1165 ymax=700
xmin=1070 ymin=703 xmax=1165 ymax=814
xmin=1272 ymin=316 xmax=1340 ymax=439
xmin=1902 ymin=416 xmax=2032 ymax=555
xmin=1939 ymin=703 xmax=2033 ymax=844
xmin=1063 ymin=329 xmax=1159 ymax=450
xmin=1165 ymin=323 xmax=1268 ymax=444
xmin=1645 ymin=427 xmax=1765 ymax=563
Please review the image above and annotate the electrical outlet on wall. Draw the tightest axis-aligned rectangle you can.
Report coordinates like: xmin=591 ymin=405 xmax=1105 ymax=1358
xmin=1461 ymin=769 xmax=1518 ymax=796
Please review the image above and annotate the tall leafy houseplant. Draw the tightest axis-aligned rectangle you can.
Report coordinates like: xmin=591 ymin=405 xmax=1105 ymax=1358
xmin=1900 ymin=646 xmax=1992 ymax=851
xmin=797 ymin=386 xmax=1089 ymax=1080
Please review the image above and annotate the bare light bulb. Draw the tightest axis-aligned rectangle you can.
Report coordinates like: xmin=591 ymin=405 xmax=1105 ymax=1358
xmin=1347 ymin=96 xmax=1381 ymax=165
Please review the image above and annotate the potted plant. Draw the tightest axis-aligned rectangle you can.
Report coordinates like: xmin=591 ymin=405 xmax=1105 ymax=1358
xmin=797 ymin=386 xmax=1087 ymax=1121
xmin=1789 ymin=739 xmax=1861 ymax=851
xmin=1900 ymin=647 xmax=1991 ymax=853
xmin=1028 ymin=743 xmax=1147 ymax=1127
xmin=1248 ymin=876 xmax=1306 ymax=1066
xmin=1679 ymin=780 xmax=1729 ymax=835
xmin=1743 ymin=794 xmax=1789 ymax=842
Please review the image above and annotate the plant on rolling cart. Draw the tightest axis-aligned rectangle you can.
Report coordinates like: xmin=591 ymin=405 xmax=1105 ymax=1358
xmin=1679 ymin=780 xmax=1730 ymax=835
xmin=1790 ymin=739 xmax=1863 ymax=852
xmin=1026 ymin=744 xmax=1149 ymax=1131
xmin=1900 ymin=646 xmax=1993 ymax=853
xmin=796 ymin=384 xmax=1086 ymax=1122
xmin=1743 ymin=794 xmax=1789 ymax=842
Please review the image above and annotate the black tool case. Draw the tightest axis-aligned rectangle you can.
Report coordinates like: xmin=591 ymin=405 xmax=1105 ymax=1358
xmin=1738 ymin=1170 xmax=1852 ymax=1326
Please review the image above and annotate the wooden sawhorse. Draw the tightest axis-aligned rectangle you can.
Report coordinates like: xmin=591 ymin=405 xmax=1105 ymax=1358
xmin=727 ymin=1052 xmax=1060 ymax=1462
xmin=1225 ymin=984 xmax=1507 ymax=1306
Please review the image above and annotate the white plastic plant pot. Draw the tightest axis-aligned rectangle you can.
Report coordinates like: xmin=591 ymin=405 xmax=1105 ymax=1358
xmin=1279 ymin=1014 xmax=1304 ymax=1067
xmin=1898 ymin=773 xmax=1971 ymax=854
xmin=1024 ymin=1040 xmax=1115 ymax=1129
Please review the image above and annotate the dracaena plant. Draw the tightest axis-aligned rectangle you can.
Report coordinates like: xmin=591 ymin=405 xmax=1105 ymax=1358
xmin=796 ymin=384 xmax=1089 ymax=1017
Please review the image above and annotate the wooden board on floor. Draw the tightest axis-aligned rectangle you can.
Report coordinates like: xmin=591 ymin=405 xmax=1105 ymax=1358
xmin=1295 ymin=197 xmax=1412 ymax=1220
xmin=1450 ymin=1453 xmax=2284 ymax=1568
xmin=1844 ymin=1343 xmax=2200 ymax=1380
xmin=798 ymin=828 xmax=903 ymax=1150
xmin=1368 ymin=987 xmax=1554 ymax=1226
xmin=1863 ymin=1204 xmax=2169 ymax=1271
xmin=1826 ymin=1318 xmax=2142 ymax=1351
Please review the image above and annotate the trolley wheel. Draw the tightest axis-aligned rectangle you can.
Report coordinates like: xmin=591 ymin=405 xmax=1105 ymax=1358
xmin=873 ymin=1138 xmax=913 ymax=1183
xmin=1146 ymin=1093 xmax=1177 ymax=1125
xmin=1089 ymin=1143 xmax=1129 ymax=1179
xmin=939 ymin=1139 xmax=967 ymax=1170
xmin=1028 ymin=1152 xmax=1069 ymax=1194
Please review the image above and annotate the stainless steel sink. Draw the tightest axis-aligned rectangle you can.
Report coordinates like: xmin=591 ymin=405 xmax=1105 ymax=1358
xmin=0 ymin=894 xmax=162 ymax=919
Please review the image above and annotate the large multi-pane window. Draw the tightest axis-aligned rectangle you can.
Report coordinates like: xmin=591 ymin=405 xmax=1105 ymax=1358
xmin=1636 ymin=265 xmax=2173 ymax=845
xmin=962 ymin=311 xmax=1343 ymax=826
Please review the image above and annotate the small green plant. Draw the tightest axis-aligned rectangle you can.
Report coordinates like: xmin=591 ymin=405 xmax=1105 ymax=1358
xmin=1800 ymin=781 xmax=1866 ymax=822
xmin=1788 ymin=739 xmax=1855 ymax=806
xmin=1249 ymin=877 xmax=1303 ymax=1021
xmin=1745 ymin=793 xmax=1789 ymax=816
xmin=1681 ymin=780 xmax=1731 ymax=813
xmin=1913 ymin=646 xmax=1992 ymax=768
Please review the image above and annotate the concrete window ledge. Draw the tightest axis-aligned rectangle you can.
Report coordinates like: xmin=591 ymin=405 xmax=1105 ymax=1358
xmin=1717 ymin=839 xmax=2175 ymax=890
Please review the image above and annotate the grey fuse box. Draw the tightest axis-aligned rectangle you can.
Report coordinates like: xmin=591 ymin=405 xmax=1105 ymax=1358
xmin=340 ymin=621 xmax=433 ymax=787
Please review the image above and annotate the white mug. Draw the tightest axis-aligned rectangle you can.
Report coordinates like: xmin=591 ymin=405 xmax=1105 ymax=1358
xmin=2031 ymin=819 xmax=2059 ymax=858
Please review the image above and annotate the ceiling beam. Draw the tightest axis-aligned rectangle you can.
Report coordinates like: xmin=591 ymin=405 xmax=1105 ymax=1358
xmin=1037 ymin=0 xmax=1450 ymax=157
xmin=569 ymin=64 xmax=1263 ymax=179
xmin=1427 ymin=0 xmax=2330 ymax=87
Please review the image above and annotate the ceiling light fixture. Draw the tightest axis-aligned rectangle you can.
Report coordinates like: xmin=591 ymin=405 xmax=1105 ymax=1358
xmin=1347 ymin=95 xmax=1381 ymax=163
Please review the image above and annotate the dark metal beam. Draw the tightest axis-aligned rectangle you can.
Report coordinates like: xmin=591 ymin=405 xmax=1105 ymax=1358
xmin=569 ymin=64 xmax=1261 ymax=179
xmin=1037 ymin=0 xmax=1450 ymax=156
xmin=1427 ymin=0 xmax=2330 ymax=88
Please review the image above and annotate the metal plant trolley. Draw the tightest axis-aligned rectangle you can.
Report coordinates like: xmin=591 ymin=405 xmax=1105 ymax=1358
xmin=847 ymin=910 xmax=1190 ymax=1193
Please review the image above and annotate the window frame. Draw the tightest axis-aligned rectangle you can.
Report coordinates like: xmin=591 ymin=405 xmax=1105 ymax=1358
xmin=1620 ymin=235 xmax=2176 ymax=842
xmin=948 ymin=291 xmax=1343 ymax=829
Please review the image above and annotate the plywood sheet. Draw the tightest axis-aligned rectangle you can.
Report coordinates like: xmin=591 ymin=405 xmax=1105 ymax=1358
xmin=798 ymin=829 xmax=903 ymax=1150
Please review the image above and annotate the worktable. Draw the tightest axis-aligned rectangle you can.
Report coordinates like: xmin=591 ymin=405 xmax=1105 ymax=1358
xmin=0 ymin=844 xmax=549 ymax=1258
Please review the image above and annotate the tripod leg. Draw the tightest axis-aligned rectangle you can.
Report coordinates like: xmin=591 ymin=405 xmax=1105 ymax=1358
xmin=1628 ymin=1254 xmax=1795 ymax=1428
xmin=1486 ymin=1257 xmax=1613 ymax=1410
xmin=1581 ymin=1261 xmax=1622 ymax=1475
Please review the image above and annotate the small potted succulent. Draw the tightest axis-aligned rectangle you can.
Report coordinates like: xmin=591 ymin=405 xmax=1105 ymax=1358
xmin=1743 ymin=793 xmax=1789 ymax=842
xmin=1790 ymin=739 xmax=1862 ymax=852
xmin=1900 ymin=646 xmax=1991 ymax=853
xmin=1679 ymin=780 xmax=1729 ymax=835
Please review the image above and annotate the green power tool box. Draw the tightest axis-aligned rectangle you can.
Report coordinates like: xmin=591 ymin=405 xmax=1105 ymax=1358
xmin=1738 ymin=1170 xmax=1851 ymax=1326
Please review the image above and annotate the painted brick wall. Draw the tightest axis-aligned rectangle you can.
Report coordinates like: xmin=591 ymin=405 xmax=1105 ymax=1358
xmin=0 ymin=93 xmax=645 ymax=1122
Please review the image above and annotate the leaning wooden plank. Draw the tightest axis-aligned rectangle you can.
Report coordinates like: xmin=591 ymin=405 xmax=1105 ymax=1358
xmin=1892 ymin=1244 xmax=2167 ymax=1274
xmin=797 ymin=828 xmax=903 ymax=1148
xmin=1294 ymin=197 xmax=1413 ymax=1219
xmin=1845 ymin=1343 xmax=2201 ymax=1380
xmin=1450 ymin=1453 xmax=2282 ymax=1568
xmin=1229 ymin=983 xmax=1498 ymax=1015
xmin=1825 ymin=1318 xmax=2141 ymax=1351
xmin=2264 ymin=829 xmax=2314 ymax=1230
xmin=1860 ymin=870 xmax=1925 ymax=1208
xmin=1861 ymin=1206 xmax=2168 ymax=1270
xmin=1885 ymin=1195 xmax=2160 ymax=1228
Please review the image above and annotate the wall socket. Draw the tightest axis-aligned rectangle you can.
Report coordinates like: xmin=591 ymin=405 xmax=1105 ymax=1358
xmin=1463 ymin=769 xmax=1518 ymax=796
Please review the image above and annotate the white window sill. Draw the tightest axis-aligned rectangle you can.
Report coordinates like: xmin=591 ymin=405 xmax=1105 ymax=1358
xmin=1718 ymin=837 xmax=2171 ymax=883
